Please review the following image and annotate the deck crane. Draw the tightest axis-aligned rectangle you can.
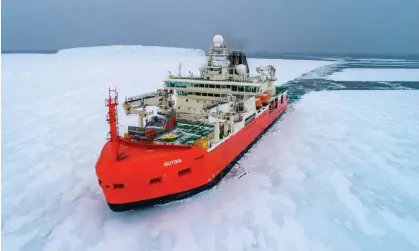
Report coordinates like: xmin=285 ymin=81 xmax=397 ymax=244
xmin=121 ymin=89 xmax=177 ymax=141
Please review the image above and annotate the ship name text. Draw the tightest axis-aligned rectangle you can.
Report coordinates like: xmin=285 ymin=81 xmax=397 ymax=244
xmin=164 ymin=159 xmax=182 ymax=167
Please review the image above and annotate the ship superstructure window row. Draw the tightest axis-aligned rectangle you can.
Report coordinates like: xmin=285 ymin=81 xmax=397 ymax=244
xmin=176 ymin=91 xmax=228 ymax=97
xmin=164 ymin=81 xmax=261 ymax=93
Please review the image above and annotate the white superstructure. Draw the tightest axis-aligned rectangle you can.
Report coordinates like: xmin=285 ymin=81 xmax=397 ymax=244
xmin=122 ymin=34 xmax=288 ymax=150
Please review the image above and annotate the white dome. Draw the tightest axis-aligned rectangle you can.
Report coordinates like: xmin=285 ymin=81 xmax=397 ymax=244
xmin=213 ymin=34 xmax=224 ymax=47
xmin=199 ymin=63 xmax=207 ymax=73
xmin=235 ymin=64 xmax=247 ymax=76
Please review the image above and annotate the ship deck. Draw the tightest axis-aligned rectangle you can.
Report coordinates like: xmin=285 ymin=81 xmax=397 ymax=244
xmin=152 ymin=86 xmax=286 ymax=146
xmin=155 ymin=119 xmax=214 ymax=145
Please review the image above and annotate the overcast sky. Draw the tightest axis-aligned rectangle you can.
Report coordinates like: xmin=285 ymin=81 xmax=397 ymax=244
xmin=2 ymin=0 xmax=419 ymax=55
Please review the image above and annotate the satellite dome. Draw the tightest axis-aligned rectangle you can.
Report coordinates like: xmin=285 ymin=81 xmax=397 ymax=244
xmin=213 ymin=34 xmax=224 ymax=47
xmin=199 ymin=63 xmax=207 ymax=73
xmin=235 ymin=64 xmax=247 ymax=76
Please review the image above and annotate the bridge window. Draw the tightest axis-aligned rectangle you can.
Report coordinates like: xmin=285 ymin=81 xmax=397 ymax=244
xmin=176 ymin=91 xmax=188 ymax=96
xmin=244 ymin=86 xmax=256 ymax=92
xmin=179 ymin=82 xmax=190 ymax=88
xmin=164 ymin=81 xmax=192 ymax=88
xmin=232 ymin=86 xmax=237 ymax=91
xmin=164 ymin=81 xmax=174 ymax=87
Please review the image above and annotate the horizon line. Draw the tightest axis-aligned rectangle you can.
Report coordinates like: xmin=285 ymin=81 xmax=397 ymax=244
xmin=2 ymin=47 xmax=419 ymax=61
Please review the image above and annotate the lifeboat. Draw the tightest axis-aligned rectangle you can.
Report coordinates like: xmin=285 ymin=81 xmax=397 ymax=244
xmin=255 ymin=97 xmax=262 ymax=108
xmin=260 ymin=92 xmax=270 ymax=105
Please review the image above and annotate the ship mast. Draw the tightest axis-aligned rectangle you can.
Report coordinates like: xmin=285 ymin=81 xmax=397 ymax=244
xmin=105 ymin=88 xmax=120 ymax=160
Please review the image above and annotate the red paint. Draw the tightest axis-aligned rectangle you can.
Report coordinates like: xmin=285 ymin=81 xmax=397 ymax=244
xmin=96 ymin=92 xmax=288 ymax=206
xmin=145 ymin=129 xmax=157 ymax=137
xmin=104 ymin=88 xmax=120 ymax=161
xmin=260 ymin=92 xmax=270 ymax=104
xmin=255 ymin=97 xmax=262 ymax=107
xmin=164 ymin=115 xmax=177 ymax=130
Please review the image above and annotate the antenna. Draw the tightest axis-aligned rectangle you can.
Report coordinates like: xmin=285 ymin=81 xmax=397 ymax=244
xmin=105 ymin=87 xmax=121 ymax=161
xmin=178 ymin=61 xmax=182 ymax=77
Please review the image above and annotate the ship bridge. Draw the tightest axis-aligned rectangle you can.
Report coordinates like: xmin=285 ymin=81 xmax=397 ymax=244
xmin=163 ymin=80 xmax=264 ymax=97
xmin=159 ymin=34 xmax=278 ymax=116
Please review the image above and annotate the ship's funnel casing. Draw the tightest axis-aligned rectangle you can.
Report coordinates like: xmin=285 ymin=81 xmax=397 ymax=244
xmin=227 ymin=51 xmax=250 ymax=75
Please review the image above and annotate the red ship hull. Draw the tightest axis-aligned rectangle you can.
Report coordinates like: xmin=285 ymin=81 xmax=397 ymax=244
xmin=96 ymin=96 xmax=289 ymax=212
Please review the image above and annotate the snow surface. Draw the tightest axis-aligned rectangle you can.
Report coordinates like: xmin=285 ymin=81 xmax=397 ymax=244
xmin=329 ymin=68 xmax=419 ymax=81
xmin=2 ymin=46 xmax=419 ymax=251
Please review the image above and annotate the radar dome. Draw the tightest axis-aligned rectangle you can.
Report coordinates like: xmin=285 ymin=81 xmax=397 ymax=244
xmin=199 ymin=63 xmax=207 ymax=73
xmin=235 ymin=64 xmax=247 ymax=76
xmin=213 ymin=34 xmax=224 ymax=47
